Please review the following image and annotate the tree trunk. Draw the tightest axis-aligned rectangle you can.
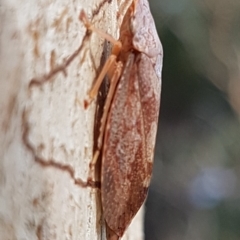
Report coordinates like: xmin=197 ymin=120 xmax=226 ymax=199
xmin=0 ymin=0 xmax=143 ymax=239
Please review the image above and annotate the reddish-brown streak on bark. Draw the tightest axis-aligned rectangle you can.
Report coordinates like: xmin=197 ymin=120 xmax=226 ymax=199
xmin=27 ymin=18 xmax=41 ymax=59
xmin=25 ymin=5 xmax=112 ymax=190
xmin=92 ymin=0 xmax=113 ymax=18
xmin=36 ymin=224 xmax=43 ymax=240
xmin=28 ymin=0 xmax=115 ymax=89
xmin=2 ymin=94 xmax=17 ymax=133
xmin=51 ymin=7 xmax=68 ymax=31
xmin=29 ymin=32 xmax=90 ymax=88
xmin=21 ymin=109 xmax=100 ymax=189
xmin=33 ymin=30 xmax=40 ymax=58
xmin=50 ymin=50 xmax=56 ymax=71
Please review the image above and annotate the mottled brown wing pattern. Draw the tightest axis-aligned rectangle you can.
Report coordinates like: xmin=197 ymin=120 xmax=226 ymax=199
xmin=101 ymin=51 xmax=160 ymax=237
xmin=137 ymin=53 xmax=161 ymax=166
xmin=79 ymin=0 xmax=162 ymax=238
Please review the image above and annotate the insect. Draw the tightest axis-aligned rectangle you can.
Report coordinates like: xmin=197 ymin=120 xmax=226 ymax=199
xmin=80 ymin=0 xmax=163 ymax=238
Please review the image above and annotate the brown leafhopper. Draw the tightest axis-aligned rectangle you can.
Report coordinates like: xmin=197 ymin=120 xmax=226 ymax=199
xmin=80 ymin=0 xmax=163 ymax=238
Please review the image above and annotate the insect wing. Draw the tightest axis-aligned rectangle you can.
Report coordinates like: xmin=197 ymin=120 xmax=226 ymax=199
xmin=101 ymin=52 xmax=161 ymax=237
xmin=137 ymin=53 xmax=161 ymax=166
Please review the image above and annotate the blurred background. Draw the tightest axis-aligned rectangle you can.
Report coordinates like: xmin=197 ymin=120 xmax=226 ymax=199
xmin=145 ymin=0 xmax=240 ymax=239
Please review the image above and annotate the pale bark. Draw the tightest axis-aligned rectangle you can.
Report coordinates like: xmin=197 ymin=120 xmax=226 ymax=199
xmin=0 ymin=0 xmax=143 ymax=239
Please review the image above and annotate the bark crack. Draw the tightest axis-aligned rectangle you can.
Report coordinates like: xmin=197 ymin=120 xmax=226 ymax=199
xmin=21 ymin=109 xmax=100 ymax=189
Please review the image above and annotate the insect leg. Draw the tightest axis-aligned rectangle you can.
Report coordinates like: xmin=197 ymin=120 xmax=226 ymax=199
xmin=84 ymin=55 xmax=116 ymax=108
xmin=79 ymin=10 xmax=123 ymax=181
xmin=79 ymin=10 xmax=122 ymax=56
xmin=88 ymin=61 xmax=123 ymax=182
xmin=79 ymin=10 xmax=123 ymax=108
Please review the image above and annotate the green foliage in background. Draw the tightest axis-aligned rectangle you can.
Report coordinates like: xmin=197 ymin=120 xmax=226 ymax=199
xmin=145 ymin=1 xmax=240 ymax=239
